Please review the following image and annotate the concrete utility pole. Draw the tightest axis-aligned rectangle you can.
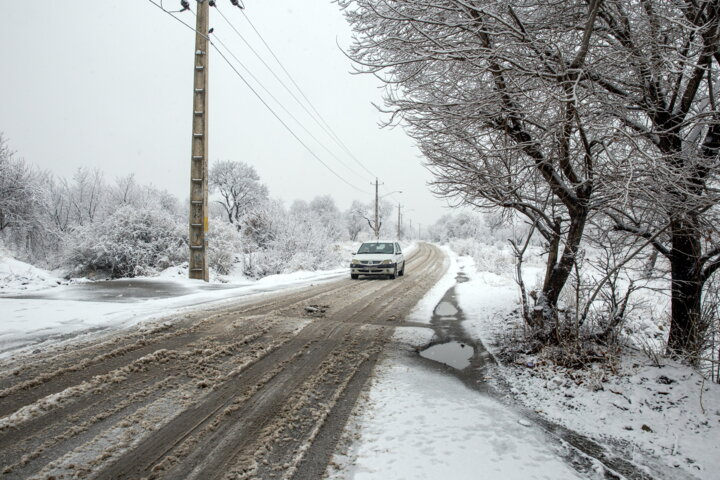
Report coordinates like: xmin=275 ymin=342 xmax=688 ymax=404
xmin=188 ymin=0 xmax=210 ymax=281
xmin=397 ymin=203 xmax=402 ymax=239
xmin=373 ymin=178 xmax=381 ymax=239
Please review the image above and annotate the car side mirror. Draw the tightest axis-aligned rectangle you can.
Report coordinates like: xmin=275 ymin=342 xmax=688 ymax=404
xmin=352 ymin=252 xmax=356 ymax=256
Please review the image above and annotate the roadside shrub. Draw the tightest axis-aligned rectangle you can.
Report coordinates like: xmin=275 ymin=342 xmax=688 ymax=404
xmin=207 ymin=220 xmax=243 ymax=275
xmin=64 ymin=205 xmax=185 ymax=278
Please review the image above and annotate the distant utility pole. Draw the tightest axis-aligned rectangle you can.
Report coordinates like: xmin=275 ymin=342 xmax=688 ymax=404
xmin=397 ymin=203 xmax=402 ymax=239
xmin=188 ymin=0 xmax=210 ymax=281
xmin=373 ymin=178 xmax=382 ymax=239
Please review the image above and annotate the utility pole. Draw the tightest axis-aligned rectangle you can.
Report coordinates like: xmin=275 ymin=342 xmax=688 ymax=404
xmin=397 ymin=203 xmax=402 ymax=239
xmin=188 ymin=0 xmax=210 ymax=281
xmin=373 ymin=178 xmax=381 ymax=239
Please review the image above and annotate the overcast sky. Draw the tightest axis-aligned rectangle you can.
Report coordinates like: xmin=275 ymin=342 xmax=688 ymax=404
xmin=0 ymin=0 xmax=460 ymax=229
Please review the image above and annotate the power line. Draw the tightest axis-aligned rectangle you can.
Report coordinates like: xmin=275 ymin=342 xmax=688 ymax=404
xmin=221 ymin=4 xmax=379 ymax=180
xmin=146 ymin=0 xmax=370 ymax=195
xmin=211 ymin=32 xmax=368 ymax=180
xmin=212 ymin=6 xmax=369 ymax=181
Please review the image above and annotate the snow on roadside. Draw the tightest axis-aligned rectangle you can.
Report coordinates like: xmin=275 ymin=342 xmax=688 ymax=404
xmin=392 ymin=326 xmax=436 ymax=351
xmin=405 ymin=245 xmax=456 ymax=325
xmin=0 ymin=252 xmax=67 ymax=294
xmin=327 ymin=335 xmax=587 ymax=480
xmin=454 ymin=247 xmax=720 ymax=480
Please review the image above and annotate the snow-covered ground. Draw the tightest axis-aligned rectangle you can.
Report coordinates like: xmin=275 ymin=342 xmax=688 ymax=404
xmin=327 ymin=342 xmax=587 ymax=480
xmin=328 ymin=245 xmax=720 ymax=480
xmin=0 ymin=250 xmax=68 ymax=294
xmin=454 ymin=248 xmax=720 ymax=479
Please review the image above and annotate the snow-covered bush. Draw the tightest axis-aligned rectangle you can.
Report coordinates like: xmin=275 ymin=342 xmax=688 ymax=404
xmin=448 ymin=238 xmax=514 ymax=276
xmin=207 ymin=220 xmax=243 ymax=275
xmin=471 ymin=243 xmax=514 ymax=276
xmin=241 ymin=198 xmax=344 ymax=278
xmin=64 ymin=205 xmax=185 ymax=278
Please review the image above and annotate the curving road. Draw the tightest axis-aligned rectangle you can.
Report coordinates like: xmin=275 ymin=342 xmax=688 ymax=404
xmin=0 ymin=243 xmax=447 ymax=480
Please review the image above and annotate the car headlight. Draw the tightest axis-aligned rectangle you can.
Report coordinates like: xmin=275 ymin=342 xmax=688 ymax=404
xmin=380 ymin=260 xmax=391 ymax=264
xmin=351 ymin=259 xmax=360 ymax=265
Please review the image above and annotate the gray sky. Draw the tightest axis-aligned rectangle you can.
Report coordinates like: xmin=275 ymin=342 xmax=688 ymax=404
xmin=0 ymin=0 xmax=457 ymax=229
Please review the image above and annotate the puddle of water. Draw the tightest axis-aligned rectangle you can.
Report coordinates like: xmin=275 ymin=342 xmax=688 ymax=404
xmin=434 ymin=301 xmax=458 ymax=317
xmin=420 ymin=341 xmax=474 ymax=370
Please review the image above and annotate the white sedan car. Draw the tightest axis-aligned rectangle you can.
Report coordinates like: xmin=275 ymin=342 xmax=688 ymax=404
xmin=350 ymin=241 xmax=405 ymax=280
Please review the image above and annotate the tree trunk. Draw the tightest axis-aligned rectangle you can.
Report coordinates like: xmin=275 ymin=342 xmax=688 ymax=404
xmin=533 ymin=208 xmax=588 ymax=336
xmin=667 ymin=220 xmax=705 ymax=361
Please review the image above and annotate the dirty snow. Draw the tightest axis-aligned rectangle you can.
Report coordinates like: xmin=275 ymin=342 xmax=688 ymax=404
xmin=0 ymin=261 xmax=345 ymax=359
xmin=0 ymin=242 xmax=420 ymax=358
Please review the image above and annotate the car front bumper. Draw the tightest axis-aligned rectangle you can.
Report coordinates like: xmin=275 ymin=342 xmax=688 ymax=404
xmin=350 ymin=263 xmax=397 ymax=275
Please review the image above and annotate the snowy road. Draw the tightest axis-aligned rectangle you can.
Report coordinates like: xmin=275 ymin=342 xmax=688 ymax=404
xmin=0 ymin=243 xmax=447 ymax=479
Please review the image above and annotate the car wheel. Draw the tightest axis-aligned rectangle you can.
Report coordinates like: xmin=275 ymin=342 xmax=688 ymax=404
xmin=351 ymin=274 xmax=359 ymax=280
xmin=399 ymin=262 xmax=405 ymax=276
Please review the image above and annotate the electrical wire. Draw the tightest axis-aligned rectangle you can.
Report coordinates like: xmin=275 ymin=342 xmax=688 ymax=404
xmin=145 ymin=0 xmax=370 ymax=194
xmin=174 ymin=2 xmax=371 ymax=191
xmin=212 ymin=7 xmax=369 ymax=181
xmin=211 ymin=32 xmax=368 ymax=181
xmin=220 ymin=4 xmax=379 ymax=180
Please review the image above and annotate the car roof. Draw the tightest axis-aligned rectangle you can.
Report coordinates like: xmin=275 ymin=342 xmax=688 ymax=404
xmin=361 ymin=240 xmax=399 ymax=244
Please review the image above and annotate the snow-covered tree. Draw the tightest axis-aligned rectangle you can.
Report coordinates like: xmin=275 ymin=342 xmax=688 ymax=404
xmin=207 ymin=219 xmax=243 ymax=275
xmin=209 ymin=160 xmax=268 ymax=231
xmin=0 ymin=134 xmax=43 ymax=234
xmin=0 ymin=134 xmax=49 ymax=260
xmin=578 ymin=0 xmax=720 ymax=359
xmin=67 ymin=167 xmax=105 ymax=227
xmin=340 ymin=0 xmax=609 ymax=338
xmin=241 ymin=199 xmax=343 ymax=278
xmin=346 ymin=200 xmax=369 ymax=241
xmin=309 ymin=195 xmax=345 ymax=241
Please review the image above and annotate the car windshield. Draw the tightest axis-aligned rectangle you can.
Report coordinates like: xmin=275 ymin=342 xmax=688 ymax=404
xmin=357 ymin=242 xmax=395 ymax=254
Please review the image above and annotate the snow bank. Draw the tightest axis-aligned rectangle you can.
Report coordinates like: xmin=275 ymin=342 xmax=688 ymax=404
xmin=0 ymin=252 xmax=65 ymax=295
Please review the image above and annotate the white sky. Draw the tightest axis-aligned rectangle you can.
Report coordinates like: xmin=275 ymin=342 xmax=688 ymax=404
xmin=0 ymin=0 xmax=457 ymax=228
